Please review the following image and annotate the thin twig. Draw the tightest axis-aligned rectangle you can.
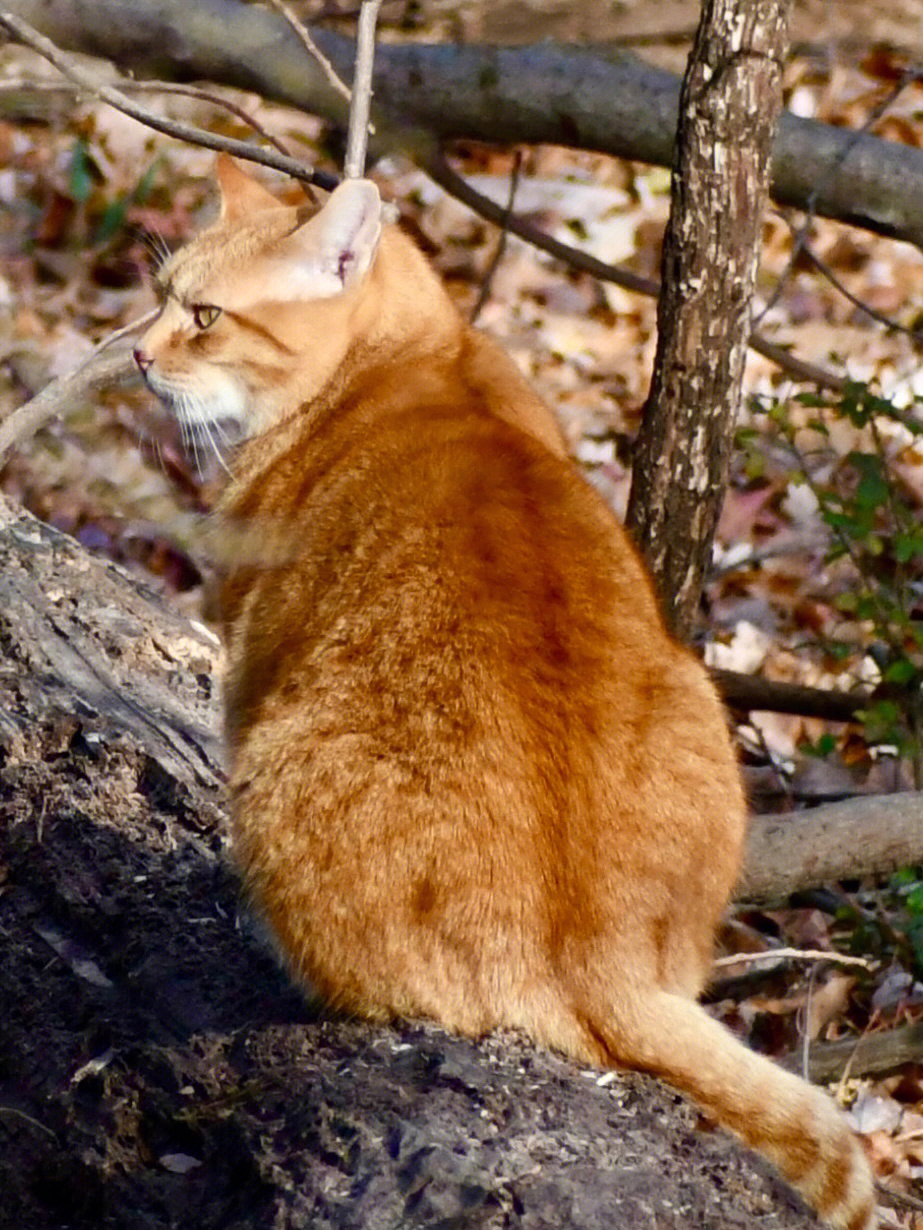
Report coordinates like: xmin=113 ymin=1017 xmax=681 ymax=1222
xmin=746 ymin=334 xmax=847 ymax=392
xmin=834 ymin=1019 xmax=868 ymax=1101
xmin=470 ymin=150 xmax=522 ymax=324
xmin=0 ymin=312 xmax=155 ymax=463
xmin=790 ymin=223 xmax=923 ymax=342
xmin=0 ymin=1106 xmax=58 ymax=1142
xmin=0 ymin=13 xmax=338 ymax=190
xmin=755 ymin=66 xmax=923 ymax=327
xmin=424 ymin=148 xmax=849 ymax=392
xmin=801 ymin=964 xmax=818 ymax=1081
xmin=743 ymin=716 xmax=795 ymax=805
xmin=263 ymin=0 xmax=352 ymax=102
xmin=713 ymin=947 xmax=873 ymax=970
xmin=0 ymin=74 xmax=294 ymax=159
xmin=121 ymin=81 xmax=296 ymax=159
xmin=343 ymin=0 xmax=382 ymax=178
xmin=424 ymin=147 xmax=654 ymax=294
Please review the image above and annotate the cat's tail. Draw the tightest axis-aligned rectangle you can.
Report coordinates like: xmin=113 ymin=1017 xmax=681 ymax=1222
xmin=584 ymin=989 xmax=876 ymax=1230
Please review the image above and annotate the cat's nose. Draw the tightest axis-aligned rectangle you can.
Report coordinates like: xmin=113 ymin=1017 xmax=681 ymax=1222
xmin=133 ymin=347 xmax=153 ymax=375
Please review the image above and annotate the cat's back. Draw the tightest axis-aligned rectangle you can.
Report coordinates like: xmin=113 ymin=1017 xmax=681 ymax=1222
xmin=223 ymin=335 xmax=725 ymax=807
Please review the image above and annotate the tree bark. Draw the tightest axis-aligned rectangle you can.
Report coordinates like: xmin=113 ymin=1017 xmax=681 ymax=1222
xmin=739 ymin=792 xmax=923 ymax=901
xmin=3 ymin=0 xmax=923 ymax=247
xmin=626 ymin=0 xmax=789 ymax=638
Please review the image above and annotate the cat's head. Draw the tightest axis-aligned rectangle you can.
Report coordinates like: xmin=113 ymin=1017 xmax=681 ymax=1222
xmin=134 ymin=156 xmax=383 ymax=446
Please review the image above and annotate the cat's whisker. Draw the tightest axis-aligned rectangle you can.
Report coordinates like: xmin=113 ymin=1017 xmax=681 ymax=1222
xmin=137 ymin=227 xmax=172 ymax=273
xmin=201 ymin=414 xmax=233 ymax=478
xmin=177 ymin=402 xmax=204 ymax=477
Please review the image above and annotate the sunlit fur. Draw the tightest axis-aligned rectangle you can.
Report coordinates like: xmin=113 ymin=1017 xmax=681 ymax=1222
xmin=136 ymin=158 xmax=877 ymax=1230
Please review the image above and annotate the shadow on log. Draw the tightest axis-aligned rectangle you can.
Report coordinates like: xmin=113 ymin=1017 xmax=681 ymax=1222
xmin=0 ymin=496 xmax=868 ymax=1228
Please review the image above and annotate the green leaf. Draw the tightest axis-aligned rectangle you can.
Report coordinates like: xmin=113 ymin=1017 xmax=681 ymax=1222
xmin=883 ymin=659 xmax=919 ymax=685
xmin=834 ymin=592 xmax=858 ymax=613
xmin=894 ymin=529 xmax=923 ymax=563
xmin=94 ymin=197 xmax=127 ymax=243
xmin=891 ymin=866 xmax=919 ymax=889
xmin=855 ymin=473 xmax=889 ymax=512
xmin=132 ymin=158 xmax=161 ymax=205
xmin=69 ymin=138 xmax=93 ymax=203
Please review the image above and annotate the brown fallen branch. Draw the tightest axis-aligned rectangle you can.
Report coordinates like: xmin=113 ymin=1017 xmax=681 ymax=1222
xmin=711 ymin=668 xmax=870 ymax=723
xmin=738 ymin=792 xmax=923 ymax=902
xmin=783 ymin=1020 xmax=923 ymax=1083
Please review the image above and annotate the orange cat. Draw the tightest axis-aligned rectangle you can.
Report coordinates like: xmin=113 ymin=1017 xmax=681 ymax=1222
xmin=135 ymin=157 xmax=876 ymax=1229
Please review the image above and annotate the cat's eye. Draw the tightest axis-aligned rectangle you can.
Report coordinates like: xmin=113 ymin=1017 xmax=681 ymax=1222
xmin=191 ymin=303 xmax=222 ymax=330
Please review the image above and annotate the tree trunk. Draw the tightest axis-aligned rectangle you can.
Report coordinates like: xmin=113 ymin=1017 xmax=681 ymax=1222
xmin=626 ymin=0 xmax=790 ymax=639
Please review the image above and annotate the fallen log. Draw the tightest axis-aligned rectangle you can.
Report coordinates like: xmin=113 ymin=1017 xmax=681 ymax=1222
xmin=739 ymin=794 xmax=923 ymax=902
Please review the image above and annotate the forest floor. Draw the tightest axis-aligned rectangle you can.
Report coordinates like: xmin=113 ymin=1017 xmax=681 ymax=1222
xmin=1 ymin=3 xmax=923 ymax=1225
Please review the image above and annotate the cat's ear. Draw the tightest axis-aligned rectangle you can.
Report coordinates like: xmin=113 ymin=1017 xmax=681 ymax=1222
xmin=304 ymin=179 xmax=383 ymax=289
xmin=215 ymin=154 xmax=281 ymax=222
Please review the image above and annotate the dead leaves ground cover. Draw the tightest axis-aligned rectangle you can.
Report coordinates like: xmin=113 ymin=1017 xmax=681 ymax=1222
xmin=1 ymin=32 xmax=922 ymax=1223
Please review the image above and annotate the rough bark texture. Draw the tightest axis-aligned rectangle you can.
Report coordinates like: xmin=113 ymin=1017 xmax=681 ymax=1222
xmin=0 ymin=494 xmax=827 ymax=1229
xmin=626 ymin=0 xmax=789 ymax=638
xmin=3 ymin=0 xmax=923 ymax=246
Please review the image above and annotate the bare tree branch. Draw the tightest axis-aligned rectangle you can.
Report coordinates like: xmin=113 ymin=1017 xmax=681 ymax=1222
xmin=756 ymin=64 xmax=923 ymax=327
xmin=263 ymin=0 xmax=351 ymax=103
xmin=469 ymin=150 xmax=522 ymax=325
xmin=0 ymin=314 xmax=155 ymax=464
xmin=0 ymin=74 xmax=297 ymax=158
xmin=711 ymin=669 xmax=870 ymax=722
xmin=739 ymin=792 xmax=923 ymax=902
xmin=784 ymin=1020 xmax=923 ymax=1084
xmin=343 ymin=0 xmax=382 ymax=178
xmin=426 ymin=149 xmax=849 ymax=392
xmin=0 ymin=12 xmax=338 ymax=190
xmin=5 ymin=0 xmax=923 ymax=246
xmin=789 ymin=222 xmax=923 ymax=342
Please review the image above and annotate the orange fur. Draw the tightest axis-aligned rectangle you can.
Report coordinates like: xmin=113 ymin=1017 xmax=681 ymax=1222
xmin=136 ymin=157 xmax=876 ymax=1229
